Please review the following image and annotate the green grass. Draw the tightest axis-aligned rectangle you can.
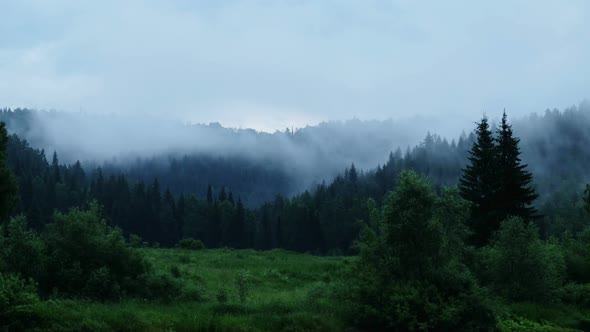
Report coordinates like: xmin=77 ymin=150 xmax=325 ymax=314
xmin=28 ymin=248 xmax=353 ymax=331
xmin=20 ymin=248 xmax=590 ymax=331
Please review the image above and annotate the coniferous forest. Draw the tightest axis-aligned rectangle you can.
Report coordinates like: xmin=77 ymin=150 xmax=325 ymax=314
xmin=1 ymin=106 xmax=590 ymax=330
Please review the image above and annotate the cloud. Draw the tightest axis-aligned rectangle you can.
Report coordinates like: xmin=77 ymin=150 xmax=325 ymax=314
xmin=0 ymin=1 xmax=589 ymax=131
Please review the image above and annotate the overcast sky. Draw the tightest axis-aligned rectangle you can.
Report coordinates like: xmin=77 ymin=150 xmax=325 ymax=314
xmin=1 ymin=1 xmax=589 ymax=132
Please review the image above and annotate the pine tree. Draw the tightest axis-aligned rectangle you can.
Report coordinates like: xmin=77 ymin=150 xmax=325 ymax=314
xmin=495 ymin=111 xmax=538 ymax=222
xmin=207 ymin=184 xmax=213 ymax=204
xmin=459 ymin=116 xmax=498 ymax=245
xmin=0 ymin=122 xmax=17 ymax=221
xmin=228 ymin=191 xmax=235 ymax=205
xmin=51 ymin=151 xmax=61 ymax=182
xmin=218 ymin=186 xmax=227 ymax=202
xmin=584 ymin=184 xmax=590 ymax=215
xmin=349 ymin=163 xmax=358 ymax=183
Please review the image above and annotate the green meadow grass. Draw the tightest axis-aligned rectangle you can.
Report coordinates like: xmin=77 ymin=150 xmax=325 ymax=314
xmin=23 ymin=248 xmax=590 ymax=331
xmin=30 ymin=248 xmax=353 ymax=331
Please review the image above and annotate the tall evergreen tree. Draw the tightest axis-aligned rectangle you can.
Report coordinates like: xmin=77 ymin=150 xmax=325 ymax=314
xmin=585 ymin=184 xmax=590 ymax=215
xmin=0 ymin=122 xmax=17 ymax=221
xmin=207 ymin=184 xmax=213 ymax=204
xmin=51 ymin=151 xmax=61 ymax=182
xmin=218 ymin=186 xmax=227 ymax=202
xmin=459 ymin=116 xmax=499 ymax=245
xmin=495 ymin=111 xmax=538 ymax=222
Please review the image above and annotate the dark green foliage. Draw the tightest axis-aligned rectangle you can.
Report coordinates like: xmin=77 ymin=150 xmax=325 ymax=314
xmin=0 ymin=122 xmax=17 ymax=222
xmin=41 ymin=202 xmax=150 ymax=299
xmin=561 ymin=228 xmax=590 ymax=283
xmin=216 ymin=287 xmax=228 ymax=303
xmin=0 ymin=273 xmax=41 ymax=330
xmin=177 ymin=238 xmax=206 ymax=250
xmin=460 ymin=114 xmax=538 ymax=246
xmin=460 ymin=116 xmax=498 ymax=246
xmin=495 ymin=112 xmax=539 ymax=222
xmin=234 ymin=271 xmax=250 ymax=303
xmin=585 ymin=184 xmax=590 ymax=215
xmin=138 ymin=273 xmax=182 ymax=303
xmin=558 ymin=283 xmax=590 ymax=308
xmin=349 ymin=171 xmax=496 ymax=330
xmin=128 ymin=234 xmax=143 ymax=248
xmin=483 ymin=217 xmax=565 ymax=301
xmin=0 ymin=216 xmax=46 ymax=281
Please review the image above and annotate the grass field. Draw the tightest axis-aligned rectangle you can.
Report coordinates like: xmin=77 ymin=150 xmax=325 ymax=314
xmin=29 ymin=248 xmax=353 ymax=331
xmin=21 ymin=248 xmax=590 ymax=331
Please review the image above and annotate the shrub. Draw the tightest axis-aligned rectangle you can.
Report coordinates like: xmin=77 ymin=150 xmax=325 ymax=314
xmin=562 ymin=228 xmax=590 ymax=283
xmin=0 ymin=216 xmax=46 ymax=281
xmin=169 ymin=265 xmax=182 ymax=278
xmin=41 ymin=202 xmax=150 ymax=300
xmin=139 ymin=273 xmax=182 ymax=303
xmin=235 ymin=272 xmax=250 ymax=303
xmin=177 ymin=238 xmax=206 ymax=250
xmin=557 ymin=283 xmax=590 ymax=307
xmin=487 ymin=217 xmax=565 ymax=301
xmin=179 ymin=283 xmax=206 ymax=302
xmin=216 ymin=287 xmax=228 ymax=303
xmin=0 ymin=273 xmax=41 ymax=330
xmin=347 ymin=172 xmax=497 ymax=330
xmin=128 ymin=234 xmax=142 ymax=248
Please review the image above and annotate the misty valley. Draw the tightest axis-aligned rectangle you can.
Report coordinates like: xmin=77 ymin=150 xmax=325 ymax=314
xmin=0 ymin=106 xmax=590 ymax=331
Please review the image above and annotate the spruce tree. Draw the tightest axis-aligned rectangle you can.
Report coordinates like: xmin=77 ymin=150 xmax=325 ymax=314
xmin=585 ymin=184 xmax=590 ymax=215
xmin=459 ymin=116 xmax=498 ymax=245
xmin=495 ymin=111 xmax=538 ymax=222
xmin=0 ymin=122 xmax=17 ymax=221
xmin=207 ymin=184 xmax=213 ymax=204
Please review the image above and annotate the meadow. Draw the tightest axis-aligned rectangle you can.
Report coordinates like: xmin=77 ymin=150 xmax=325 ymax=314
xmin=26 ymin=248 xmax=352 ymax=331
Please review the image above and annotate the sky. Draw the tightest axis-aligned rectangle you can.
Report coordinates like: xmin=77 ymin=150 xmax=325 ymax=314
xmin=1 ymin=0 xmax=589 ymax=132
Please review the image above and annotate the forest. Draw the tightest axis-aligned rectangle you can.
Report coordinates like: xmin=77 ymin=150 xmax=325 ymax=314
xmin=1 ymin=107 xmax=590 ymax=330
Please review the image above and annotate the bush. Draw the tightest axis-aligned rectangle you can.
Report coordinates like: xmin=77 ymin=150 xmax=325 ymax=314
xmin=235 ymin=272 xmax=250 ymax=303
xmin=41 ymin=202 xmax=150 ymax=300
xmin=557 ymin=283 xmax=590 ymax=307
xmin=0 ymin=273 xmax=41 ymax=330
xmin=179 ymin=283 xmax=206 ymax=302
xmin=177 ymin=238 xmax=206 ymax=250
xmin=139 ymin=273 xmax=182 ymax=303
xmin=169 ymin=265 xmax=182 ymax=278
xmin=347 ymin=172 xmax=497 ymax=330
xmin=562 ymin=228 xmax=590 ymax=283
xmin=216 ymin=287 xmax=228 ymax=303
xmin=486 ymin=217 xmax=565 ymax=301
xmin=0 ymin=216 xmax=46 ymax=281
xmin=128 ymin=234 xmax=142 ymax=248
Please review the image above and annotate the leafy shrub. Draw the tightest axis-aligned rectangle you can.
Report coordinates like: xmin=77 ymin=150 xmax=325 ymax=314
xmin=128 ymin=234 xmax=143 ymax=248
xmin=177 ymin=238 xmax=206 ymax=250
xmin=169 ymin=265 xmax=182 ymax=278
xmin=216 ymin=287 xmax=228 ymax=303
xmin=139 ymin=273 xmax=182 ymax=303
xmin=0 ymin=216 xmax=46 ymax=281
xmin=348 ymin=172 xmax=497 ymax=330
xmin=557 ymin=283 xmax=590 ymax=307
xmin=486 ymin=217 xmax=565 ymax=301
xmin=562 ymin=228 xmax=590 ymax=283
xmin=235 ymin=272 xmax=250 ymax=303
xmin=41 ymin=202 xmax=150 ymax=300
xmin=179 ymin=283 xmax=206 ymax=302
xmin=0 ymin=273 xmax=41 ymax=330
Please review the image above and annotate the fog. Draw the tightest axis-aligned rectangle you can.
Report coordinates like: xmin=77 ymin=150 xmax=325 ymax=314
xmin=4 ymin=109 xmax=471 ymax=187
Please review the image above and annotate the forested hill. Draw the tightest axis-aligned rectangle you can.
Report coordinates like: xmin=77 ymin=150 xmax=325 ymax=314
xmin=3 ymin=105 xmax=590 ymax=253
xmin=2 ymin=105 xmax=590 ymax=208
xmin=0 ymin=108 xmax=436 ymax=204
